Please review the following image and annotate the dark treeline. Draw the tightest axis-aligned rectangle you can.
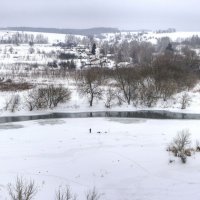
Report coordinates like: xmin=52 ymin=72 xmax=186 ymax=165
xmin=0 ymin=27 xmax=120 ymax=35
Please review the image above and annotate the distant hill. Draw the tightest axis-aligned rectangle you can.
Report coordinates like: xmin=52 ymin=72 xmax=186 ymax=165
xmin=120 ymin=29 xmax=151 ymax=32
xmin=0 ymin=27 xmax=120 ymax=35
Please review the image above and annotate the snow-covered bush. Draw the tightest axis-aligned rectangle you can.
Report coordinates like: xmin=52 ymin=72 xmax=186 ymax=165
xmin=168 ymin=129 xmax=192 ymax=163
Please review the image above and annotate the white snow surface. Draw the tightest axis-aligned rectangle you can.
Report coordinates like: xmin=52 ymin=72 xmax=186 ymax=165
xmin=0 ymin=118 xmax=200 ymax=200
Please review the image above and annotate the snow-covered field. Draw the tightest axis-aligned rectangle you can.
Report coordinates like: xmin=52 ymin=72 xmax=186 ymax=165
xmin=1 ymin=30 xmax=200 ymax=200
xmin=0 ymin=117 xmax=200 ymax=200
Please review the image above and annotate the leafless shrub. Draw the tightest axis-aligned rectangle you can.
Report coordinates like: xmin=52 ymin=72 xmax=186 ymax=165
xmin=158 ymin=81 xmax=178 ymax=101
xmin=55 ymin=186 xmax=77 ymax=200
xmin=86 ymin=187 xmax=101 ymax=200
xmin=104 ymin=87 xmax=116 ymax=108
xmin=168 ymin=129 xmax=192 ymax=163
xmin=173 ymin=130 xmax=191 ymax=152
xmin=138 ymin=78 xmax=158 ymax=107
xmin=180 ymin=93 xmax=191 ymax=109
xmin=25 ymin=85 xmax=71 ymax=110
xmin=25 ymin=89 xmax=46 ymax=111
xmin=44 ymin=85 xmax=71 ymax=108
xmin=8 ymin=177 xmax=37 ymax=200
xmin=172 ymin=130 xmax=191 ymax=155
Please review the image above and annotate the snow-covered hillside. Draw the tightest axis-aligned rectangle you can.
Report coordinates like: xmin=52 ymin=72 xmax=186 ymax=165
xmin=1 ymin=30 xmax=200 ymax=200
xmin=0 ymin=30 xmax=66 ymax=44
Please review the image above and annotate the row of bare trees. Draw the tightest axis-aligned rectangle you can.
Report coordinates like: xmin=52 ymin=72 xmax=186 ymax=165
xmin=76 ymin=52 xmax=198 ymax=108
xmin=3 ymin=52 xmax=197 ymax=111
xmin=0 ymin=33 xmax=48 ymax=45
xmin=4 ymin=85 xmax=71 ymax=112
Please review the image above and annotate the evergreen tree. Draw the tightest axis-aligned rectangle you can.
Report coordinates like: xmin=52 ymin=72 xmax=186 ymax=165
xmin=166 ymin=43 xmax=173 ymax=52
xmin=91 ymin=43 xmax=96 ymax=55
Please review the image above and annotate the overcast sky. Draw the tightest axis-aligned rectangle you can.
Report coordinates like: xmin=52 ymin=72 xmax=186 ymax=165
xmin=1 ymin=0 xmax=199 ymax=31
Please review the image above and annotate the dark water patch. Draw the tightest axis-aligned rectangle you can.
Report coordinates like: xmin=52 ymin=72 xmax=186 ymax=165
xmin=0 ymin=110 xmax=200 ymax=124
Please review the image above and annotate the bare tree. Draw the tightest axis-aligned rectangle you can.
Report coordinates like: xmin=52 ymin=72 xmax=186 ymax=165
xmin=129 ymin=41 xmax=154 ymax=65
xmin=180 ymin=93 xmax=191 ymax=109
xmin=114 ymin=41 xmax=130 ymax=64
xmin=156 ymin=37 xmax=171 ymax=53
xmin=77 ymin=68 xmax=104 ymax=107
xmin=137 ymin=42 xmax=155 ymax=65
xmin=114 ymin=66 xmax=139 ymax=105
xmin=138 ymin=78 xmax=158 ymax=107
xmin=25 ymin=88 xmax=47 ymax=110
xmin=104 ymin=86 xmax=116 ymax=108
xmin=100 ymin=41 xmax=109 ymax=56
xmin=4 ymin=94 xmax=20 ymax=112
xmin=181 ymin=46 xmax=199 ymax=69
xmin=10 ymin=95 xmax=20 ymax=112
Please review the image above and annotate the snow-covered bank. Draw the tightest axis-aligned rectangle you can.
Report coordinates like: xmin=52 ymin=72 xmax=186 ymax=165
xmin=1 ymin=83 xmax=200 ymax=117
xmin=0 ymin=118 xmax=200 ymax=199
